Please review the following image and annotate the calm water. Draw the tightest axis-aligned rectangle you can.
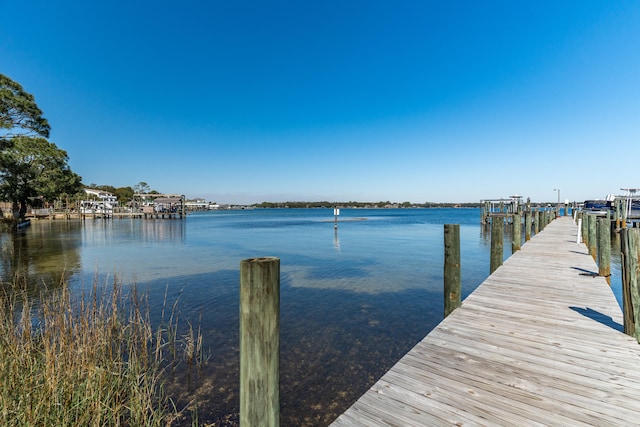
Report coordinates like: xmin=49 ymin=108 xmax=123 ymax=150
xmin=0 ymin=208 xmax=623 ymax=426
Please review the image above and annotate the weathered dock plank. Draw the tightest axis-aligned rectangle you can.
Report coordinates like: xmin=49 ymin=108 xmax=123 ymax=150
xmin=331 ymin=217 xmax=640 ymax=426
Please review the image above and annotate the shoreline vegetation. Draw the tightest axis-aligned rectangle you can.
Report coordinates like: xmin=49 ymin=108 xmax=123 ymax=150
xmin=0 ymin=277 xmax=203 ymax=426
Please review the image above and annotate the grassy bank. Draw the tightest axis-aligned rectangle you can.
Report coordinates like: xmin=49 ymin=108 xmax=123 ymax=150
xmin=0 ymin=278 xmax=199 ymax=426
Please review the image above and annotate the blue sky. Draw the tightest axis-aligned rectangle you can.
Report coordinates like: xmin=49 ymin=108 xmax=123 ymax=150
xmin=2 ymin=1 xmax=639 ymax=204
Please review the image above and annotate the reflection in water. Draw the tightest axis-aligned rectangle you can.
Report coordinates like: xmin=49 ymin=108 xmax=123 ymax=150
xmin=333 ymin=227 xmax=340 ymax=251
xmin=0 ymin=221 xmax=82 ymax=296
xmin=80 ymin=217 xmax=186 ymax=245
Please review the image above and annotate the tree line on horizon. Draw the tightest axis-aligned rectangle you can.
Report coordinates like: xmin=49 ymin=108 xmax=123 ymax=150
xmin=252 ymin=201 xmax=481 ymax=209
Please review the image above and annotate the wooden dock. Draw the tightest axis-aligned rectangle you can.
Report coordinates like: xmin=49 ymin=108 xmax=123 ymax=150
xmin=331 ymin=216 xmax=640 ymax=426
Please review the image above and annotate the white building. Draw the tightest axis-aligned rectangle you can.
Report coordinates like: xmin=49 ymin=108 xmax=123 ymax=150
xmin=81 ymin=188 xmax=118 ymax=214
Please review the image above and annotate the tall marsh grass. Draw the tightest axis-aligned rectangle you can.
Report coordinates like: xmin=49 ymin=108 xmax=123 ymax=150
xmin=0 ymin=277 xmax=201 ymax=426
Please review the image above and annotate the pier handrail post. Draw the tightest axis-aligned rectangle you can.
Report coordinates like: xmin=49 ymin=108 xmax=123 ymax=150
xmin=511 ymin=213 xmax=521 ymax=252
xmin=240 ymin=257 xmax=280 ymax=427
xmin=444 ymin=224 xmax=461 ymax=317
xmin=490 ymin=217 xmax=504 ymax=274
xmin=621 ymin=229 xmax=639 ymax=339
xmin=596 ymin=217 xmax=611 ymax=285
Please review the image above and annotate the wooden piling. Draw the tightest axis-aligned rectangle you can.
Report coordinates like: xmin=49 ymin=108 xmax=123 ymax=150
xmin=596 ymin=217 xmax=611 ymax=285
xmin=582 ymin=212 xmax=589 ymax=246
xmin=525 ymin=211 xmax=532 ymax=241
xmin=545 ymin=209 xmax=550 ymax=229
xmin=621 ymin=229 xmax=640 ymax=340
xmin=534 ymin=210 xmax=540 ymax=234
xmin=587 ymin=214 xmax=597 ymax=260
xmin=538 ymin=210 xmax=544 ymax=231
xmin=511 ymin=213 xmax=521 ymax=253
xmin=546 ymin=209 xmax=551 ymax=227
xmin=490 ymin=217 xmax=503 ymax=274
xmin=583 ymin=212 xmax=589 ymax=246
xmin=444 ymin=224 xmax=461 ymax=318
xmin=240 ymin=257 xmax=280 ymax=427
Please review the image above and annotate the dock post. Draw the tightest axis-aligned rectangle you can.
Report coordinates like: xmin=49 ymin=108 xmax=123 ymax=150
xmin=534 ymin=210 xmax=540 ymax=234
xmin=583 ymin=213 xmax=589 ymax=247
xmin=444 ymin=224 xmax=461 ymax=318
xmin=597 ymin=217 xmax=611 ymax=285
xmin=240 ymin=257 xmax=280 ymax=427
xmin=486 ymin=201 xmax=491 ymax=228
xmin=511 ymin=213 xmax=521 ymax=252
xmin=544 ymin=209 xmax=550 ymax=229
xmin=525 ymin=211 xmax=532 ymax=241
xmin=582 ymin=212 xmax=589 ymax=246
xmin=621 ymin=229 xmax=639 ymax=340
xmin=490 ymin=217 xmax=504 ymax=274
xmin=576 ymin=217 xmax=583 ymax=243
xmin=587 ymin=214 xmax=597 ymax=260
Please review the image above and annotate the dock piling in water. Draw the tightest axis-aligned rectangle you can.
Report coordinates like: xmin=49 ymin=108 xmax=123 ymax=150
xmin=240 ymin=257 xmax=280 ymax=427
xmin=596 ymin=217 xmax=611 ymax=285
xmin=621 ymin=229 xmax=640 ymax=340
xmin=490 ymin=216 xmax=503 ymax=274
xmin=511 ymin=213 xmax=521 ymax=253
xmin=587 ymin=214 xmax=597 ymax=260
xmin=443 ymin=224 xmax=461 ymax=318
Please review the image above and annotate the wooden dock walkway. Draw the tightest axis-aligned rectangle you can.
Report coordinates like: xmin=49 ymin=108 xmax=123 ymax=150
xmin=331 ymin=216 xmax=640 ymax=426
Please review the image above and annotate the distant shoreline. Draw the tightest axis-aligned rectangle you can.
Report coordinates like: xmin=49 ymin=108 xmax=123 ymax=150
xmin=246 ymin=201 xmax=481 ymax=209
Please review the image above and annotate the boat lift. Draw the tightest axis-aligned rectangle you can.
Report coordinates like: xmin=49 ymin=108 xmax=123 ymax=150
xmin=480 ymin=195 xmax=524 ymax=224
